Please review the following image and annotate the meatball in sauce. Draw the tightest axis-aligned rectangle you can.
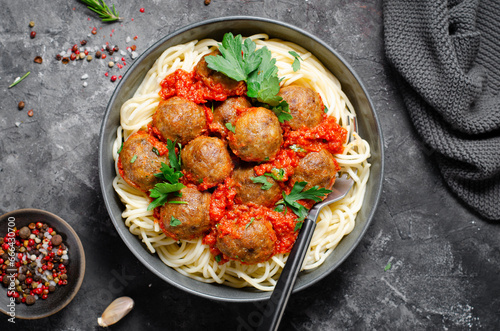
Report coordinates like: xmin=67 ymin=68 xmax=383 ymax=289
xmin=232 ymin=164 xmax=282 ymax=207
xmin=119 ymin=131 xmax=169 ymax=192
xmin=278 ymin=85 xmax=324 ymax=130
xmin=152 ymin=96 xmax=207 ymax=145
xmin=291 ymin=150 xmax=339 ymax=191
xmin=195 ymin=51 xmax=246 ymax=95
xmin=181 ymin=136 xmax=233 ymax=189
xmin=160 ymin=186 xmax=211 ymax=241
xmin=228 ymin=107 xmax=283 ymax=162
xmin=212 ymin=96 xmax=251 ymax=135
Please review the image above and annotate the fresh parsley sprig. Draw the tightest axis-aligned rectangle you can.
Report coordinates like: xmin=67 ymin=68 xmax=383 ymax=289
xmin=79 ymin=0 xmax=121 ymax=22
xmin=275 ymin=181 xmax=332 ymax=223
xmin=147 ymin=140 xmax=186 ymax=211
xmin=289 ymin=51 xmax=303 ymax=72
xmin=205 ymin=33 xmax=293 ymax=121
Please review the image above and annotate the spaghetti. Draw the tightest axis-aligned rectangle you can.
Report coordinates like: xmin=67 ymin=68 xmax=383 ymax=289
xmin=112 ymin=34 xmax=371 ymax=291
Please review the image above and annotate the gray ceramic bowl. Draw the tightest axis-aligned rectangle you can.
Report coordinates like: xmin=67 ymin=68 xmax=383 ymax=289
xmin=99 ymin=17 xmax=383 ymax=302
xmin=0 ymin=209 xmax=85 ymax=319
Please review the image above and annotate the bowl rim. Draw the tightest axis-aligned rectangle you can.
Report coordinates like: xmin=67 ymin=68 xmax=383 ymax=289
xmin=0 ymin=208 xmax=86 ymax=319
xmin=98 ymin=16 xmax=384 ymax=302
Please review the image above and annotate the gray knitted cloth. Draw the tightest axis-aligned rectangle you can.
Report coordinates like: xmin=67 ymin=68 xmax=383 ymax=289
xmin=384 ymin=0 xmax=500 ymax=221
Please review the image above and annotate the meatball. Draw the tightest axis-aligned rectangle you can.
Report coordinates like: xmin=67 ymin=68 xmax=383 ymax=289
xmin=119 ymin=131 xmax=169 ymax=192
xmin=291 ymin=150 xmax=338 ymax=191
xmin=213 ymin=96 xmax=251 ymax=131
xmin=216 ymin=209 xmax=276 ymax=264
xmin=159 ymin=186 xmax=211 ymax=240
xmin=195 ymin=51 xmax=246 ymax=94
xmin=232 ymin=165 xmax=281 ymax=207
xmin=181 ymin=136 xmax=233 ymax=187
xmin=278 ymin=85 xmax=324 ymax=130
xmin=229 ymin=107 xmax=283 ymax=162
xmin=152 ymin=96 xmax=207 ymax=145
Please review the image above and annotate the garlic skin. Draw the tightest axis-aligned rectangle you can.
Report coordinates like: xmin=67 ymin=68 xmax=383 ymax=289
xmin=98 ymin=296 xmax=135 ymax=327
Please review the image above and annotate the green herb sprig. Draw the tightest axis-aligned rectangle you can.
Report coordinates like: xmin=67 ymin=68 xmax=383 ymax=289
xmin=288 ymin=51 xmax=303 ymax=72
xmin=275 ymin=181 xmax=332 ymax=229
xmin=79 ymin=0 xmax=121 ymax=22
xmin=147 ymin=139 xmax=186 ymax=211
xmin=8 ymin=72 xmax=30 ymax=88
xmin=205 ymin=33 xmax=293 ymax=122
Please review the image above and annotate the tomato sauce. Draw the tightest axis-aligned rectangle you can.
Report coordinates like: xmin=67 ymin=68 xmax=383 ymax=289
xmin=160 ymin=69 xmax=242 ymax=104
xmin=148 ymin=65 xmax=347 ymax=265
xmin=284 ymin=115 xmax=347 ymax=155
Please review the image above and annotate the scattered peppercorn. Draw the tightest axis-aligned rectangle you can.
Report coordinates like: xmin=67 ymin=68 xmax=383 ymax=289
xmin=29 ymin=21 xmax=35 ymax=28
xmin=18 ymin=101 xmax=25 ymax=111
xmin=1 ymin=222 xmax=70 ymax=306
xmin=108 ymin=61 xmax=114 ymax=68
xmin=113 ymin=46 xmax=119 ymax=51
xmin=204 ymin=0 xmax=211 ymax=5
xmin=91 ymin=29 xmax=97 ymax=35
xmin=70 ymin=53 xmax=76 ymax=61
xmin=27 ymin=109 xmax=34 ymax=117
xmin=140 ymin=8 xmax=145 ymax=12
xmin=30 ymin=31 xmax=36 ymax=39
xmin=87 ymin=55 xmax=93 ymax=62
xmin=79 ymin=53 xmax=86 ymax=60
xmin=130 ymin=45 xmax=137 ymax=51
xmin=62 ymin=57 xmax=69 ymax=64
xmin=95 ymin=50 xmax=102 ymax=58
xmin=110 ymin=75 xmax=117 ymax=82
xmin=80 ymin=40 xmax=87 ymax=46
xmin=72 ymin=44 xmax=78 ymax=53
xmin=34 ymin=56 xmax=43 ymax=64
xmin=55 ymin=54 xmax=62 ymax=61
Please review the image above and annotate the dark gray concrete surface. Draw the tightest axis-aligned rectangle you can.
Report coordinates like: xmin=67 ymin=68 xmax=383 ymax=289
xmin=1 ymin=0 xmax=499 ymax=330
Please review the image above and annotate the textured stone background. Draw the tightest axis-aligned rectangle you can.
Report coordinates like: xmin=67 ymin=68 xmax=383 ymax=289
xmin=1 ymin=0 xmax=499 ymax=330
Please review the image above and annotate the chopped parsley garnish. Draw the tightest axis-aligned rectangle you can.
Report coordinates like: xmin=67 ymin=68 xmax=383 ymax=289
xmin=288 ymin=51 xmax=302 ymax=72
xmin=275 ymin=181 xmax=332 ymax=222
xmin=117 ymin=142 xmax=123 ymax=154
xmin=265 ymin=168 xmax=286 ymax=181
xmin=263 ymin=100 xmax=293 ymax=124
xmin=147 ymin=141 xmax=186 ymax=211
xmin=215 ymin=254 xmax=222 ymax=262
xmin=152 ymin=147 xmax=160 ymax=156
xmin=251 ymin=175 xmax=273 ymax=190
xmin=166 ymin=139 xmax=182 ymax=171
xmin=225 ymin=122 xmax=236 ymax=133
xmin=245 ymin=217 xmax=255 ymax=229
xmin=170 ymin=216 xmax=182 ymax=227
xmin=205 ymin=33 xmax=292 ymax=112
xmin=130 ymin=155 xmax=137 ymax=163
xmin=324 ymin=105 xmax=329 ymax=113
xmin=290 ymin=145 xmax=306 ymax=153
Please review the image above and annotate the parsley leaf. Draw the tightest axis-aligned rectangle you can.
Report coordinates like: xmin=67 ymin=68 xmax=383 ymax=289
xmin=148 ymin=182 xmax=186 ymax=211
xmin=215 ymin=254 xmax=222 ymax=263
xmin=294 ymin=220 xmax=304 ymax=232
xmin=147 ymin=145 xmax=186 ymax=211
xmin=251 ymin=175 xmax=273 ymax=190
xmin=268 ymin=100 xmax=293 ymax=123
xmin=289 ymin=51 xmax=303 ymax=72
xmin=154 ymin=162 xmax=184 ymax=183
xmin=166 ymin=139 xmax=181 ymax=171
xmin=277 ymin=181 xmax=332 ymax=222
xmin=245 ymin=217 xmax=255 ymax=229
xmin=225 ymin=122 xmax=236 ymax=133
xmin=170 ymin=216 xmax=182 ymax=227
xmin=205 ymin=33 xmax=292 ymax=111
xmin=152 ymin=147 xmax=160 ymax=156
xmin=265 ymin=168 xmax=286 ymax=181
xmin=384 ymin=262 xmax=392 ymax=272
xmin=324 ymin=105 xmax=329 ymax=114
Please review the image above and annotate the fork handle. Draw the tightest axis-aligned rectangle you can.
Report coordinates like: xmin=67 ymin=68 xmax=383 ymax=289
xmin=257 ymin=215 xmax=317 ymax=331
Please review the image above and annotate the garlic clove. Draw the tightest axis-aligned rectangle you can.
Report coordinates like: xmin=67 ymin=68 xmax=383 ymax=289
xmin=97 ymin=296 xmax=135 ymax=327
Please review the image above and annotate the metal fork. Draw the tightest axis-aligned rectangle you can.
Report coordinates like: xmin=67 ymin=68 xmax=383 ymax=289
xmin=257 ymin=173 xmax=355 ymax=331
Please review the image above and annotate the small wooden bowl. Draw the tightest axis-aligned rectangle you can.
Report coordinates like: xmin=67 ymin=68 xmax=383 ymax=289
xmin=0 ymin=209 xmax=85 ymax=319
